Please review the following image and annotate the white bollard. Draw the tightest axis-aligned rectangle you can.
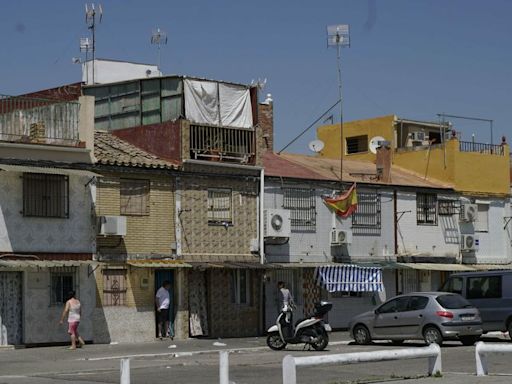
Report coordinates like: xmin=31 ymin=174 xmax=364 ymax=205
xmin=120 ymin=358 xmax=130 ymax=384
xmin=219 ymin=351 xmax=229 ymax=384
xmin=283 ymin=355 xmax=296 ymax=384
xmin=475 ymin=341 xmax=512 ymax=376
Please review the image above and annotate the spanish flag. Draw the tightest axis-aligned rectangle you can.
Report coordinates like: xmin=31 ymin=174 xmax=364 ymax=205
xmin=322 ymin=183 xmax=358 ymax=218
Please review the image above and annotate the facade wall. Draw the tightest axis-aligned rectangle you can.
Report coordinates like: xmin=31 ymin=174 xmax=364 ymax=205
xmin=0 ymin=171 xmax=95 ymax=254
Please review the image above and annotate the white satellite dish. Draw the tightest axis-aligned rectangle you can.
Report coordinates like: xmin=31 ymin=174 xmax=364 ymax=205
xmin=369 ymin=136 xmax=386 ymax=154
xmin=308 ymin=139 xmax=325 ymax=153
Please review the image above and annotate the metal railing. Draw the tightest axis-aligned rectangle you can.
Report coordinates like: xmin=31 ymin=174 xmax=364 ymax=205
xmin=189 ymin=124 xmax=255 ymax=164
xmin=0 ymin=95 xmax=80 ymax=145
xmin=459 ymin=141 xmax=505 ymax=155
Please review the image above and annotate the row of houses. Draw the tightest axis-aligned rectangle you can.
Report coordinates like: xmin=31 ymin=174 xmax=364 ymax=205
xmin=0 ymin=61 xmax=511 ymax=345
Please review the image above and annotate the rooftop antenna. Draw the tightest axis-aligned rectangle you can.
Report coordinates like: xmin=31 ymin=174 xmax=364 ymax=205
xmin=85 ymin=3 xmax=103 ymax=84
xmin=151 ymin=28 xmax=168 ymax=73
xmin=327 ymin=24 xmax=350 ymax=189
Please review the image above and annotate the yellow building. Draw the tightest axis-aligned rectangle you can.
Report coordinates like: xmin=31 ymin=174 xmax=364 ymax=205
xmin=317 ymin=115 xmax=510 ymax=196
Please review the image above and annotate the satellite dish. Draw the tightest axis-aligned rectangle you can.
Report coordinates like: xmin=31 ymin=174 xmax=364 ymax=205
xmin=369 ymin=136 xmax=386 ymax=154
xmin=308 ymin=139 xmax=325 ymax=153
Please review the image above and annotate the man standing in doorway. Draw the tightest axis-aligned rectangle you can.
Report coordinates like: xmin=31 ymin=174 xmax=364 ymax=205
xmin=155 ymin=280 xmax=171 ymax=340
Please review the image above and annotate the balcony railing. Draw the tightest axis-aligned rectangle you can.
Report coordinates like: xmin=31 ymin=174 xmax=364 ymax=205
xmin=0 ymin=95 xmax=80 ymax=145
xmin=459 ymin=141 xmax=505 ymax=156
xmin=190 ymin=124 xmax=255 ymax=164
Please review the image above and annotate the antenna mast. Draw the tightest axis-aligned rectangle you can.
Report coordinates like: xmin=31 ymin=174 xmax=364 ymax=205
xmin=85 ymin=3 xmax=103 ymax=84
xmin=151 ymin=28 xmax=168 ymax=72
xmin=327 ymin=24 xmax=350 ymax=190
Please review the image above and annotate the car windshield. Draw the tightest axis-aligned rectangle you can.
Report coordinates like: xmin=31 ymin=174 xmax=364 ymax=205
xmin=436 ymin=294 xmax=474 ymax=309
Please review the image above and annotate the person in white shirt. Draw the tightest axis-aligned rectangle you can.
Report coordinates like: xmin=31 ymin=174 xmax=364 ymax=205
xmin=155 ymin=280 xmax=171 ymax=340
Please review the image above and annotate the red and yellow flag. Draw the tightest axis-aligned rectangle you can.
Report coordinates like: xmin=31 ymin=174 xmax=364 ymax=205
xmin=322 ymin=183 xmax=358 ymax=218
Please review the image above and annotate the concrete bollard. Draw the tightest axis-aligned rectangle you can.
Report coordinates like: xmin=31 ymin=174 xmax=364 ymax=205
xmin=475 ymin=341 xmax=512 ymax=376
xmin=120 ymin=358 xmax=130 ymax=384
xmin=219 ymin=351 xmax=229 ymax=384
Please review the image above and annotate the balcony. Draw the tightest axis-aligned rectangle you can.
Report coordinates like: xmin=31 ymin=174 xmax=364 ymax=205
xmin=189 ymin=124 xmax=255 ymax=164
xmin=459 ymin=141 xmax=505 ymax=156
xmin=0 ymin=95 xmax=80 ymax=146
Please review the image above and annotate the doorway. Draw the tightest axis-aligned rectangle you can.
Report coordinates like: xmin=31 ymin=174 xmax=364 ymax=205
xmin=154 ymin=269 xmax=175 ymax=338
xmin=0 ymin=272 xmax=23 ymax=345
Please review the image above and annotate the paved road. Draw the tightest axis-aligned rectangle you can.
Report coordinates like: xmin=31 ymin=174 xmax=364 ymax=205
xmin=1 ymin=332 xmax=512 ymax=383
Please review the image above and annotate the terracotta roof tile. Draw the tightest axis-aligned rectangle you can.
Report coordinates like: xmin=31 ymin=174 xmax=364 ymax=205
xmin=94 ymin=131 xmax=177 ymax=170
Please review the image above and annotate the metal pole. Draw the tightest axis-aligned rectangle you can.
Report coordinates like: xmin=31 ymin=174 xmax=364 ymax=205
xmin=336 ymin=38 xmax=343 ymax=189
xmin=490 ymin=120 xmax=493 ymax=146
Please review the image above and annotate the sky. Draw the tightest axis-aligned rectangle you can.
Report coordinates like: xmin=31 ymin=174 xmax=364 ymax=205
xmin=1 ymin=0 xmax=511 ymax=154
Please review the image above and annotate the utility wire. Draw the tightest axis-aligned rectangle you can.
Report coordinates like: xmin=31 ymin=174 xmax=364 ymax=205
xmin=277 ymin=99 xmax=341 ymax=154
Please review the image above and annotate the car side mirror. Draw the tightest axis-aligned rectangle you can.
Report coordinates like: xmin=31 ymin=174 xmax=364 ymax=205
xmin=374 ymin=309 xmax=379 ymax=315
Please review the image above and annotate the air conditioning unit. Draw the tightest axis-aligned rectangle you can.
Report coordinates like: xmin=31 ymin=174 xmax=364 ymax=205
xmin=461 ymin=204 xmax=478 ymax=222
xmin=264 ymin=209 xmax=291 ymax=238
xmin=330 ymin=229 xmax=352 ymax=245
xmin=98 ymin=215 xmax=127 ymax=236
xmin=461 ymin=234 xmax=479 ymax=252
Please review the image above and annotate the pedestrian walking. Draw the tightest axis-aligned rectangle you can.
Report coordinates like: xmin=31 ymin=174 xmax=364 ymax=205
xmin=59 ymin=290 xmax=85 ymax=350
xmin=155 ymin=280 xmax=172 ymax=340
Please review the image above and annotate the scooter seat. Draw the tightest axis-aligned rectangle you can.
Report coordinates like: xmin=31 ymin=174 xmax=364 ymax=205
xmin=294 ymin=318 xmax=307 ymax=327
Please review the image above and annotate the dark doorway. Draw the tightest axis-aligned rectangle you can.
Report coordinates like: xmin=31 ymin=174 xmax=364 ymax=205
xmin=154 ymin=269 xmax=175 ymax=338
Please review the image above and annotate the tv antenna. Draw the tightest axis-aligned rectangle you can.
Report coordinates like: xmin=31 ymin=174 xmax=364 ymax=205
xmin=327 ymin=24 xmax=350 ymax=189
xmin=151 ymin=28 xmax=168 ymax=72
xmin=85 ymin=3 xmax=103 ymax=84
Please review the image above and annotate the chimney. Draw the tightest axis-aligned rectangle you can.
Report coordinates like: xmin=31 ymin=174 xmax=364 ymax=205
xmin=376 ymin=143 xmax=392 ymax=183
xmin=258 ymin=93 xmax=273 ymax=152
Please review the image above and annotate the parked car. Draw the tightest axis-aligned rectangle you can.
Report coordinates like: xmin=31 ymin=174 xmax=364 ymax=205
xmin=440 ymin=270 xmax=512 ymax=338
xmin=349 ymin=292 xmax=483 ymax=346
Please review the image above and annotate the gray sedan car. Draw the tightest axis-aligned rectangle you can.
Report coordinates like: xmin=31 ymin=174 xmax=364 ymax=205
xmin=349 ymin=292 xmax=483 ymax=346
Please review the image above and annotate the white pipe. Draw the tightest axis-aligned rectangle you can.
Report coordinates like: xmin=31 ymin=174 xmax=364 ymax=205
xmin=475 ymin=341 xmax=512 ymax=376
xmin=260 ymin=168 xmax=265 ymax=264
xmin=120 ymin=358 xmax=130 ymax=384
xmin=283 ymin=344 xmax=441 ymax=384
xmin=219 ymin=351 xmax=229 ymax=384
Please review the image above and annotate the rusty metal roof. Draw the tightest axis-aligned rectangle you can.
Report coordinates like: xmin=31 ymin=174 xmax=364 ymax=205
xmin=94 ymin=131 xmax=178 ymax=170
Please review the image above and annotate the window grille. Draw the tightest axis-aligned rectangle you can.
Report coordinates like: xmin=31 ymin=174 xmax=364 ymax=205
xmin=282 ymin=187 xmax=316 ymax=231
xmin=346 ymin=135 xmax=368 ymax=154
xmin=208 ymin=189 xmax=232 ymax=224
xmin=438 ymin=200 xmax=457 ymax=216
xmin=352 ymin=190 xmax=381 ymax=228
xmin=417 ymin=193 xmax=438 ymax=225
xmin=102 ymin=269 xmax=127 ymax=306
xmin=50 ymin=267 xmax=77 ymax=305
xmin=23 ymin=173 xmax=69 ymax=218
xmin=120 ymin=179 xmax=150 ymax=216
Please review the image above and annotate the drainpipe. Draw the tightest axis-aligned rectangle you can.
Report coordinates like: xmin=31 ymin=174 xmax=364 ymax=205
xmin=259 ymin=168 xmax=265 ymax=264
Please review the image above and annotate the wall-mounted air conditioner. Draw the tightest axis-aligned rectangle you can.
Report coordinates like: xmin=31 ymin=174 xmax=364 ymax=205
xmin=460 ymin=204 xmax=478 ymax=222
xmin=330 ymin=229 xmax=352 ymax=245
xmin=98 ymin=215 xmax=127 ymax=236
xmin=461 ymin=234 xmax=479 ymax=252
xmin=264 ymin=209 xmax=291 ymax=238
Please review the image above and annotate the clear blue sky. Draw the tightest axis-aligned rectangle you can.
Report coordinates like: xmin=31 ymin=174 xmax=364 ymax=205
xmin=1 ymin=0 xmax=511 ymax=153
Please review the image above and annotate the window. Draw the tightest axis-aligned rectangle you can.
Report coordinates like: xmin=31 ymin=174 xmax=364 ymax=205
xmin=282 ymin=187 xmax=316 ymax=231
xmin=377 ymin=297 xmax=410 ymax=313
xmin=408 ymin=296 xmax=429 ymax=311
xmin=208 ymin=189 xmax=232 ymax=224
xmin=352 ymin=190 xmax=381 ymax=228
xmin=475 ymin=204 xmax=489 ymax=232
xmin=438 ymin=200 xmax=457 ymax=216
xmin=466 ymin=276 xmax=502 ymax=299
xmin=230 ymin=270 xmax=251 ymax=305
xmin=417 ymin=193 xmax=437 ymax=225
xmin=441 ymin=276 xmax=463 ymax=295
xmin=50 ymin=267 xmax=77 ymax=305
xmin=120 ymin=179 xmax=150 ymax=216
xmin=23 ymin=173 xmax=69 ymax=218
xmin=346 ymin=135 xmax=368 ymax=154
xmin=102 ymin=269 xmax=127 ymax=306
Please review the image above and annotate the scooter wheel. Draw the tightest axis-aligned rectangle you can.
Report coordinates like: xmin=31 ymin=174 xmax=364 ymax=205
xmin=312 ymin=330 xmax=329 ymax=351
xmin=267 ymin=332 xmax=287 ymax=350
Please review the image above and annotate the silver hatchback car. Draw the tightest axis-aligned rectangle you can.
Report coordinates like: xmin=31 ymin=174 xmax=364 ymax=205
xmin=349 ymin=292 xmax=483 ymax=346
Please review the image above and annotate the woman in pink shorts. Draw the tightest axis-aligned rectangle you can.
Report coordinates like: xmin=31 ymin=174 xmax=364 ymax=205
xmin=59 ymin=290 xmax=85 ymax=350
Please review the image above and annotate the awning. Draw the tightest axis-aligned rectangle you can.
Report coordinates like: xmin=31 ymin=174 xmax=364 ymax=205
xmin=189 ymin=262 xmax=267 ymax=269
xmin=468 ymin=264 xmax=512 ymax=271
xmin=0 ymin=260 xmax=97 ymax=269
xmin=127 ymin=260 xmax=192 ymax=268
xmin=396 ymin=263 xmax=476 ymax=272
xmin=315 ymin=265 xmax=383 ymax=293
xmin=0 ymin=164 xmax=101 ymax=178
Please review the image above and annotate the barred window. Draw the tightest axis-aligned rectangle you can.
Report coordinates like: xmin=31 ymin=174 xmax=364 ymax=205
xmin=352 ymin=190 xmax=381 ymax=228
xmin=50 ymin=267 xmax=77 ymax=305
xmin=282 ymin=187 xmax=316 ymax=231
xmin=23 ymin=173 xmax=69 ymax=218
xmin=208 ymin=188 xmax=232 ymax=224
xmin=438 ymin=200 xmax=457 ymax=216
xmin=102 ymin=269 xmax=127 ymax=306
xmin=417 ymin=193 xmax=438 ymax=225
xmin=120 ymin=179 xmax=150 ymax=216
xmin=346 ymin=135 xmax=368 ymax=154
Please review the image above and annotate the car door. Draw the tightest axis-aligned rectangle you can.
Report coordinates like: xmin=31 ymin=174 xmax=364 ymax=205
xmin=373 ymin=296 xmax=410 ymax=338
xmin=396 ymin=295 xmax=429 ymax=338
xmin=466 ymin=275 xmax=503 ymax=331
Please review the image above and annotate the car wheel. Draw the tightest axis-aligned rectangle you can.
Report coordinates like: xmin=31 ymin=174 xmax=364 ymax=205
xmin=423 ymin=326 xmax=443 ymax=345
xmin=460 ymin=336 xmax=479 ymax=346
xmin=391 ymin=339 xmax=404 ymax=345
xmin=353 ymin=324 xmax=371 ymax=345
xmin=266 ymin=332 xmax=286 ymax=350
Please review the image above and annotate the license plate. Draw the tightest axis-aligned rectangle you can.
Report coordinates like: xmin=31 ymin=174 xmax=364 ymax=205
xmin=461 ymin=315 xmax=475 ymax=321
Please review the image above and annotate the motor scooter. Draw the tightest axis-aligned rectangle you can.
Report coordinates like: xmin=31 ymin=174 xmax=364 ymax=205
xmin=266 ymin=301 xmax=333 ymax=351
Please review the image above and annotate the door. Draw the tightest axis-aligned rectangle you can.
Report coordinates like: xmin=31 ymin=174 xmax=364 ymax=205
xmin=398 ymin=295 xmax=429 ymax=337
xmin=155 ymin=270 xmax=174 ymax=338
xmin=373 ymin=296 xmax=410 ymax=338
xmin=0 ymin=272 xmax=23 ymax=345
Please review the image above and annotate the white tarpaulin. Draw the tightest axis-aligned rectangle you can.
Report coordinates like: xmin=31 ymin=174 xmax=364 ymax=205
xmin=184 ymin=79 xmax=253 ymax=128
